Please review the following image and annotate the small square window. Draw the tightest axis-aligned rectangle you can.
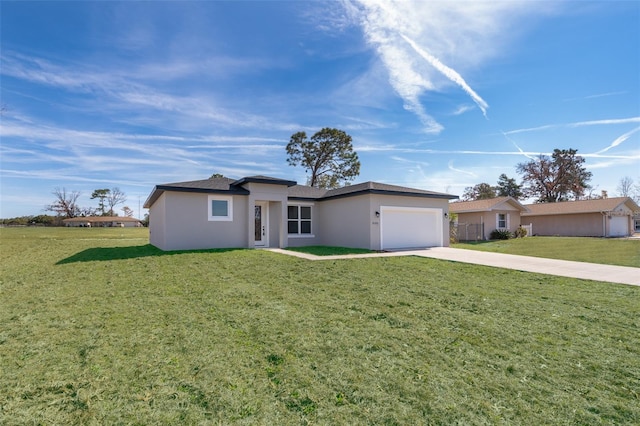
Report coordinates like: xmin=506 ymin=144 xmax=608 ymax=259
xmin=208 ymin=196 xmax=233 ymax=221
xmin=212 ymin=200 xmax=228 ymax=217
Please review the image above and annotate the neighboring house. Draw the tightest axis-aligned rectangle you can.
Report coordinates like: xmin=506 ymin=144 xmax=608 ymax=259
xmin=143 ymin=175 xmax=458 ymax=251
xmin=63 ymin=216 xmax=143 ymax=228
xmin=521 ymin=197 xmax=640 ymax=237
xmin=449 ymin=197 xmax=529 ymax=241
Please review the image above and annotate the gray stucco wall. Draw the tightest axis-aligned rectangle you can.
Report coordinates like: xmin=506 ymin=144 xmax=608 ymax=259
xmin=317 ymin=195 xmax=373 ymax=249
xmin=151 ymin=191 xmax=248 ymax=250
xmin=149 ymin=193 xmax=167 ymax=250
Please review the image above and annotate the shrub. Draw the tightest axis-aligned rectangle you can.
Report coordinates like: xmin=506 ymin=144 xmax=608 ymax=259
xmin=514 ymin=226 xmax=528 ymax=238
xmin=490 ymin=229 xmax=512 ymax=240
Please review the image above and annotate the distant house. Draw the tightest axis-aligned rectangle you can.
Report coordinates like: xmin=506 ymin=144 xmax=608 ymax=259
xmin=449 ymin=197 xmax=530 ymax=240
xmin=143 ymin=175 xmax=458 ymax=251
xmin=521 ymin=197 xmax=640 ymax=237
xmin=63 ymin=216 xmax=143 ymax=228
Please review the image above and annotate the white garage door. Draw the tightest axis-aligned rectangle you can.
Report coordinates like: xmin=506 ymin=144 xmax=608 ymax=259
xmin=380 ymin=206 xmax=443 ymax=250
xmin=610 ymin=216 xmax=628 ymax=237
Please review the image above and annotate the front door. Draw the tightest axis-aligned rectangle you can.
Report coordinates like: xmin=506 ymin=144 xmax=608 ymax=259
xmin=254 ymin=202 xmax=268 ymax=247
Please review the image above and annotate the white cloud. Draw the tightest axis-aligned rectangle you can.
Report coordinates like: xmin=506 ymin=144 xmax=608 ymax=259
xmin=345 ymin=0 xmax=546 ymax=133
xmin=400 ymin=34 xmax=488 ymax=117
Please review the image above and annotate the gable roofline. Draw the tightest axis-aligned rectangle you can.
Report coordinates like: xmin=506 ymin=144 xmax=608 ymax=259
xmin=449 ymin=197 xmax=529 ymax=213
xmin=521 ymin=197 xmax=640 ymax=216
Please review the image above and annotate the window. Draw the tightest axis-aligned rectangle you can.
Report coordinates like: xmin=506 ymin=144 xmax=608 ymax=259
xmin=288 ymin=204 xmax=312 ymax=235
xmin=497 ymin=213 xmax=508 ymax=229
xmin=208 ymin=195 xmax=233 ymax=221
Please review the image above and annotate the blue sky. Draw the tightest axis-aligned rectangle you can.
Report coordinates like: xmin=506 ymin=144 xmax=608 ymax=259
xmin=1 ymin=0 xmax=639 ymax=219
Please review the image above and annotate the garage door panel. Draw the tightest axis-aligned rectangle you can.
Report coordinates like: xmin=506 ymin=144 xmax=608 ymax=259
xmin=610 ymin=216 xmax=627 ymax=237
xmin=381 ymin=207 xmax=442 ymax=249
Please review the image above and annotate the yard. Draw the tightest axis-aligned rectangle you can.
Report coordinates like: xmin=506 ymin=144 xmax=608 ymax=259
xmin=453 ymin=236 xmax=640 ymax=268
xmin=1 ymin=228 xmax=639 ymax=424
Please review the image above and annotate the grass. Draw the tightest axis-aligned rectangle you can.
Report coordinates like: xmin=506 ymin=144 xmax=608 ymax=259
xmin=1 ymin=227 xmax=639 ymax=424
xmin=454 ymin=236 xmax=640 ymax=267
xmin=285 ymin=245 xmax=375 ymax=256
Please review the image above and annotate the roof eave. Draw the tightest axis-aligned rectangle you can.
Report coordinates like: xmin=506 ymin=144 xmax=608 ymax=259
xmin=320 ymin=188 xmax=458 ymax=202
xmin=144 ymin=184 xmax=249 ymax=208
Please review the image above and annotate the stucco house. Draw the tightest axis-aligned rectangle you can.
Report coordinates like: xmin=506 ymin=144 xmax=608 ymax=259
xmin=63 ymin=216 xmax=143 ymax=227
xmin=521 ymin=197 xmax=640 ymax=237
xmin=449 ymin=197 xmax=530 ymax=241
xmin=143 ymin=175 xmax=458 ymax=251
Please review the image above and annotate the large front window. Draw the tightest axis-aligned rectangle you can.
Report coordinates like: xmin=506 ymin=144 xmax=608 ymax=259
xmin=497 ymin=213 xmax=507 ymax=229
xmin=288 ymin=205 xmax=312 ymax=235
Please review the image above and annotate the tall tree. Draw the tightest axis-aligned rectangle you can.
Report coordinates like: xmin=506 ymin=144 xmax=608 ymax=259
xmin=122 ymin=206 xmax=134 ymax=217
xmin=286 ymin=128 xmax=360 ymax=188
xmin=106 ymin=187 xmax=126 ymax=216
xmin=462 ymin=183 xmax=496 ymax=201
xmin=496 ymin=173 xmax=523 ymax=199
xmin=91 ymin=189 xmax=110 ymax=215
xmin=46 ymin=188 xmax=81 ymax=218
xmin=516 ymin=148 xmax=592 ymax=203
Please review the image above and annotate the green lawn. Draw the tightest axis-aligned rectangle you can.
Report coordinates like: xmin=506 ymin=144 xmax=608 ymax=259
xmin=1 ymin=228 xmax=639 ymax=424
xmin=454 ymin=236 xmax=640 ymax=267
xmin=285 ymin=245 xmax=375 ymax=256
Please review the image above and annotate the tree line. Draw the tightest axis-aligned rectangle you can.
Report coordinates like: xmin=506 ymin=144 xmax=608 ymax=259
xmin=46 ymin=187 xmax=131 ymax=218
xmin=462 ymin=148 xmax=638 ymax=203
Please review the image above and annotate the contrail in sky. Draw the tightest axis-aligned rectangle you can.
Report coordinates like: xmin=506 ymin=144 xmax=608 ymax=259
xmin=501 ymin=131 xmax=537 ymax=160
xmin=401 ymin=34 xmax=489 ymax=117
xmin=595 ymin=126 xmax=640 ymax=154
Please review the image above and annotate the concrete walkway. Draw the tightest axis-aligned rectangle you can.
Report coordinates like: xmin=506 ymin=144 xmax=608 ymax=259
xmin=267 ymin=247 xmax=640 ymax=286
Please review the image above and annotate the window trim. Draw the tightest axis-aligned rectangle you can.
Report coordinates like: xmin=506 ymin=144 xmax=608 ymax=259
xmin=287 ymin=203 xmax=314 ymax=237
xmin=496 ymin=213 xmax=509 ymax=229
xmin=208 ymin=195 xmax=233 ymax=221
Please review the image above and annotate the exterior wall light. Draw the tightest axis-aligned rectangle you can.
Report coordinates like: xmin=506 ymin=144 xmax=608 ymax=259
xmin=375 ymin=211 xmax=380 ymax=217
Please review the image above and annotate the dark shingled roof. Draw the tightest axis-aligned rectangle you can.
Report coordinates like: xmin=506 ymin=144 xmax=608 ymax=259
xmin=322 ymin=181 xmax=457 ymax=200
xmin=144 ymin=176 xmax=458 ymax=207
xmin=144 ymin=177 xmax=249 ymax=207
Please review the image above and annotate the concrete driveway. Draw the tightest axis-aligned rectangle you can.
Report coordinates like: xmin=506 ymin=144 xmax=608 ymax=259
xmin=268 ymin=247 xmax=640 ymax=286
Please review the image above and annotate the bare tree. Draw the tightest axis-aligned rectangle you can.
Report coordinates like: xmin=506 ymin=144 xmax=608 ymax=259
xmin=616 ymin=176 xmax=634 ymax=197
xmin=46 ymin=188 xmax=81 ymax=218
xmin=106 ymin=187 xmax=126 ymax=216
